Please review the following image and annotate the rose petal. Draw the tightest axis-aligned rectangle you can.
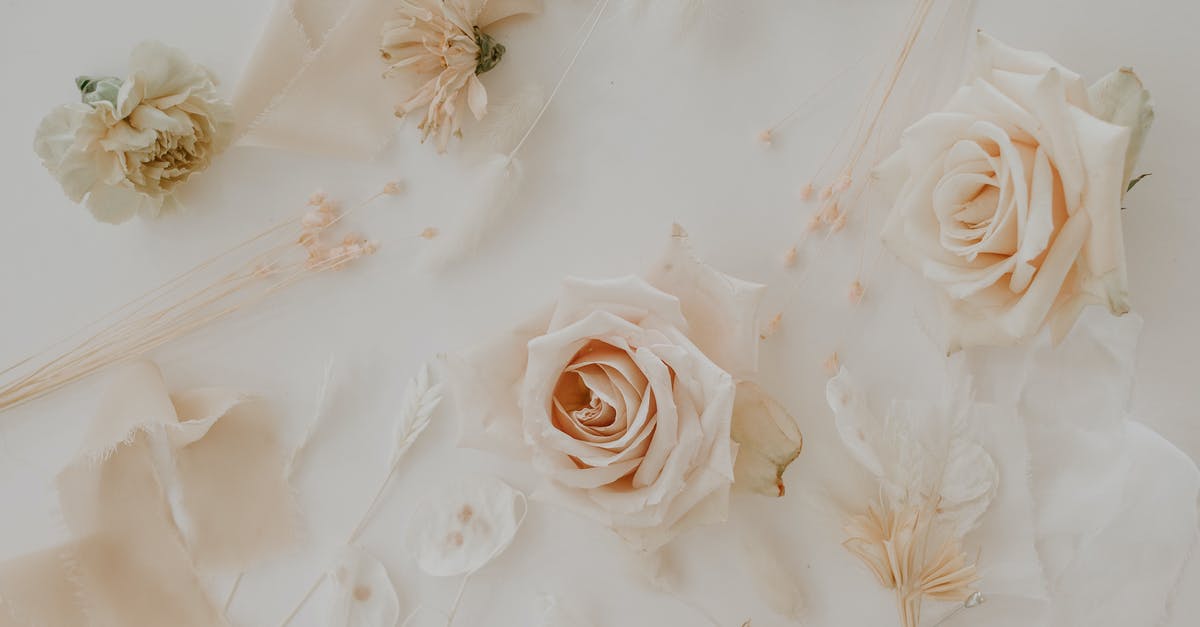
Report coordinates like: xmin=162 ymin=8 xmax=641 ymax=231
xmin=1070 ymin=106 xmax=1132 ymax=315
xmin=971 ymin=31 xmax=1088 ymax=109
xmin=948 ymin=207 xmax=1091 ymax=349
xmin=630 ymin=347 xmax=680 ymax=490
xmin=548 ymin=276 xmax=687 ymax=333
xmin=524 ymin=312 xmax=659 ymax=463
xmin=644 ymin=225 xmax=765 ymax=379
xmin=447 ymin=307 xmax=551 ymax=457
xmin=1010 ymin=146 xmax=1061 ymax=293
xmin=730 ymin=382 xmax=803 ymax=497
xmin=1088 ymin=67 xmax=1154 ymax=189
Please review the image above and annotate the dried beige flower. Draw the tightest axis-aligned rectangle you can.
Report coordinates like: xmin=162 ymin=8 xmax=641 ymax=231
xmin=34 ymin=41 xmax=233 ymax=223
xmin=381 ymin=0 xmax=540 ymax=152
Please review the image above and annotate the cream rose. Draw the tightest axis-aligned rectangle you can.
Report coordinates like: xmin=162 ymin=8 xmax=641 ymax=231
xmin=879 ymin=32 xmax=1153 ymax=349
xmin=447 ymin=227 xmax=802 ymax=550
xmin=34 ymin=41 xmax=233 ymax=224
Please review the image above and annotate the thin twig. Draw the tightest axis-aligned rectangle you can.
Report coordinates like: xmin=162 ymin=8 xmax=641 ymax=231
xmin=222 ymin=572 xmax=244 ymax=614
xmin=278 ymin=573 xmax=327 ymax=627
xmin=507 ymin=0 xmax=612 ymax=159
xmin=445 ymin=574 xmax=472 ymax=627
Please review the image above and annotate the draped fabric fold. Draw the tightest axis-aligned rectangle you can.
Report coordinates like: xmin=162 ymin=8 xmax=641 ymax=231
xmin=231 ymin=0 xmax=541 ymax=158
xmin=232 ymin=0 xmax=407 ymax=157
xmin=0 ymin=361 xmax=298 ymax=627
xmin=966 ymin=311 xmax=1200 ymax=627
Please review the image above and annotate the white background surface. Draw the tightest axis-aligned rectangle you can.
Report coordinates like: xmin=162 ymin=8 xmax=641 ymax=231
xmin=1 ymin=0 xmax=1198 ymax=626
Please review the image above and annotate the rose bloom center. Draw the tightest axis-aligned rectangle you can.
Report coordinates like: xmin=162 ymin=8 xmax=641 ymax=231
xmin=550 ymin=339 xmax=661 ymax=477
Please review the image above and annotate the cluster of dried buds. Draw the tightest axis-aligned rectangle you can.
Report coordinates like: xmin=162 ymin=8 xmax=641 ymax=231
xmin=800 ymin=173 xmax=852 ymax=234
xmin=300 ymin=192 xmax=379 ymax=270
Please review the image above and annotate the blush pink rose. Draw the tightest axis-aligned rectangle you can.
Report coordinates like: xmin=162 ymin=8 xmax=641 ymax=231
xmin=447 ymin=227 xmax=800 ymax=550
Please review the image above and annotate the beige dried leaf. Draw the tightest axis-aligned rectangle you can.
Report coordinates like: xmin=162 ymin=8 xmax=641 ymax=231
xmin=843 ymin=502 xmax=979 ymax=627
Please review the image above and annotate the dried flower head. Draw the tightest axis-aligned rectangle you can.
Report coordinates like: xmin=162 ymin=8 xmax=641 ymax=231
xmin=34 ymin=41 xmax=233 ymax=223
xmin=380 ymin=0 xmax=537 ymax=152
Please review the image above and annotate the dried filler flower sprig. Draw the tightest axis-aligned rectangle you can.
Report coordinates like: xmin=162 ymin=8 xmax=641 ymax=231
xmin=761 ymin=0 xmax=976 ymax=374
xmin=0 ymin=187 xmax=398 ymax=415
xmin=792 ymin=0 xmax=973 ymax=236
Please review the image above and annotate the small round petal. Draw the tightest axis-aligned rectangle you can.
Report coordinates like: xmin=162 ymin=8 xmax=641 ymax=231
xmin=405 ymin=476 xmax=526 ymax=577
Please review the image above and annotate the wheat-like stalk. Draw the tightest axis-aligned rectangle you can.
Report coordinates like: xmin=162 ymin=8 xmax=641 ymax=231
xmin=843 ymin=501 xmax=980 ymax=627
xmin=0 ymin=189 xmax=393 ymax=416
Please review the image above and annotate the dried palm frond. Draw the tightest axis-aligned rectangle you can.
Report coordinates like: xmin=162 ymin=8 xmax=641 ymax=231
xmin=844 ymin=501 xmax=979 ymax=627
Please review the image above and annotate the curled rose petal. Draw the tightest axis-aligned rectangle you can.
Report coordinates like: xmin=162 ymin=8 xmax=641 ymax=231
xmin=645 ymin=224 xmax=767 ymax=380
xmin=730 ymin=382 xmax=803 ymax=497
xmin=1088 ymin=67 xmax=1153 ymax=190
